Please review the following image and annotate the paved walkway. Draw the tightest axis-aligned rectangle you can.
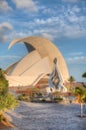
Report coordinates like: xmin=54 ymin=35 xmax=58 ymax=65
xmin=2 ymin=102 xmax=86 ymax=130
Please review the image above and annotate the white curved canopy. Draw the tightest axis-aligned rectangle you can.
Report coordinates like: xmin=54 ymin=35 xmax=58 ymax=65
xmin=6 ymin=36 xmax=69 ymax=87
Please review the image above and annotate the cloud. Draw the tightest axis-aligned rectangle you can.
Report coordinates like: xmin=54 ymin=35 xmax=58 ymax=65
xmin=0 ymin=55 xmax=21 ymax=59
xmin=8 ymin=2 xmax=85 ymax=40
xmin=68 ymin=52 xmax=83 ymax=56
xmin=13 ymin=13 xmax=86 ymax=40
xmin=72 ymin=5 xmax=81 ymax=13
xmin=27 ymin=13 xmax=86 ymax=39
xmin=62 ymin=0 xmax=79 ymax=3
xmin=62 ymin=24 xmax=86 ymax=38
xmin=67 ymin=56 xmax=86 ymax=63
xmin=0 ymin=0 xmax=12 ymax=13
xmin=0 ymin=22 xmax=13 ymax=42
xmin=12 ymin=0 xmax=38 ymax=12
xmin=34 ymin=17 xmax=61 ymax=25
xmin=42 ymin=7 xmax=56 ymax=15
xmin=41 ymin=33 xmax=55 ymax=41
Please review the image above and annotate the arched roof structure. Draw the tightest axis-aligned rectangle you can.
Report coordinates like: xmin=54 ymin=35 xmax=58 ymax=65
xmin=6 ymin=36 xmax=69 ymax=87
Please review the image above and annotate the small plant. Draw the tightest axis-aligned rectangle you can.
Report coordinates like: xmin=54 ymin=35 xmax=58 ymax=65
xmin=41 ymin=98 xmax=46 ymax=102
xmin=18 ymin=94 xmax=30 ymax=101
xmin=54 ymin=96 xmax=63 ymax=102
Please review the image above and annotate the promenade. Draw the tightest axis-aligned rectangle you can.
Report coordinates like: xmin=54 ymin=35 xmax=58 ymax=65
xmin=2 ymin=102 xmax=86 ymax=130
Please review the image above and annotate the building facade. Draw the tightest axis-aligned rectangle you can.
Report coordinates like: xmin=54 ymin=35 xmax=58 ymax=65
xmin=6 ymin=36 xmax=69 ymax=91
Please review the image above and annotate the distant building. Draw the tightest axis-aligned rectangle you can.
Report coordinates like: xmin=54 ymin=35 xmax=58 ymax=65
xmin=6 ymin=36 xmax=69 ymax=91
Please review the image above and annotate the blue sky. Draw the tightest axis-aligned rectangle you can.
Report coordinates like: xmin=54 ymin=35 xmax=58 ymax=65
xmin=0 ymin=0 xmax=86 ymax=82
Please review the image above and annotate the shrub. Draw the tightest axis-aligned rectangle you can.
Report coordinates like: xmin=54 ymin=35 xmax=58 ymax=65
xmin=54 ymin=96 xmax=63 ymax=102
xmin=18 ymin=94 xmax=30 ymax=102
xmin=0 ymin=68 xmax=18 ymax=125
xmin=41 ymin=98 xmax=46 ymax=102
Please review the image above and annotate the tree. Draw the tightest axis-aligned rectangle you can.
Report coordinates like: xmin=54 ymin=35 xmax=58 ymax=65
xmin=82 ymin=72 xmax=86 ymax=78
xmin=75 ymin=87 xmax=86 ymax=103
xmin=75 ymin=87 xmax=86 ymax=117
xmin=68 ymin=76 xmax=75 ymax=92
xmin=0 ymin=68 xmax=18 ymax=127
xmin=68 ymin=76 xmax=75 ymax=83
xmin=82 ymin=72 xmax=86 ymax=87
xmin=0 ymin=68 xmax=8 ymax=94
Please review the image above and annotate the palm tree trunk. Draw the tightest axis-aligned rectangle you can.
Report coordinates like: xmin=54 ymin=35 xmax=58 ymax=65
xmin=77 ymin=94 xmax=81 ymax=103
xmin=80 ymin=102 xmax=83 ymax=117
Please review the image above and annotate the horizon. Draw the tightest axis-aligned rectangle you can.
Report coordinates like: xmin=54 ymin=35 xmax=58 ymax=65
xmin=0 ymin=0 xmax=86 ymax=82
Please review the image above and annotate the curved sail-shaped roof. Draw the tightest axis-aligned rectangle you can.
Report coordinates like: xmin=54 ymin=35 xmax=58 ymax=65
xmin=7 ymin=36 xmax=69 ymax=87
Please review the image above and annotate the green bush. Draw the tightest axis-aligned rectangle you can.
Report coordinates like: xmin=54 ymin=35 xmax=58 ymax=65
xmin=41 ymin=98 xmax=46 ymax=102
xmin=0 ymin=93 xmax=18 ymax=112
xmin=18 ymin=94 xmax=30 ymax=101
xmin=54 ymin=96 xmax=63 ymax=102
xmin=0 ymin=68 xmax=18 ymax=123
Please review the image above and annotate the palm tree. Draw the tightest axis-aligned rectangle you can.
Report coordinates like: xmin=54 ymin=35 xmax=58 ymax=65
xmin=82 ymin=72 xmax=86 ymax=87
xmin=82 ymin=72 xmax=86 ymax=78
xmin=68 ymin=76 xmax=75 ymax=92
xmin=75 ymin=87 xmax=85 ymax=103
xmin=75 ymin=87 xmax=86 ymax=117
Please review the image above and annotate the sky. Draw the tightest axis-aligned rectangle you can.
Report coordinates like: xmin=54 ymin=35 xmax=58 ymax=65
xmin=0 ymin=0 xmax=86 ymax=82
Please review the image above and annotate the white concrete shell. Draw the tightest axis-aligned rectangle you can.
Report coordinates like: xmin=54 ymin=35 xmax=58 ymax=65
xmin=6 ymin=36 xmax=69 ymax=87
